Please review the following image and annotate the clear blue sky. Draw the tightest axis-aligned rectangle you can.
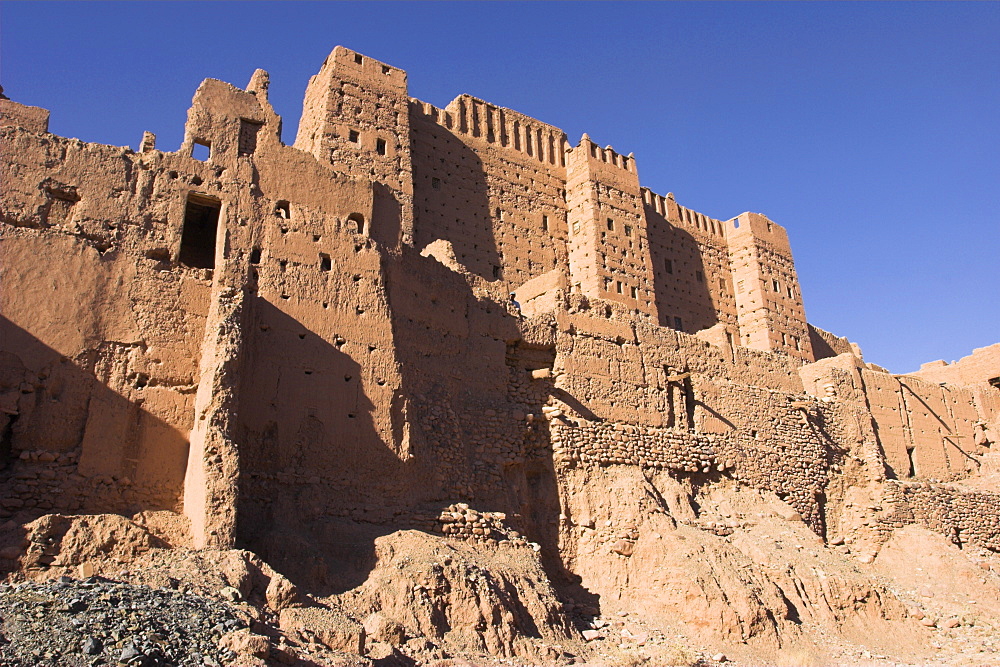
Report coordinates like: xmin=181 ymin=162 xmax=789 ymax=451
xmin=3 ymin=2 xmax=997 ymax=373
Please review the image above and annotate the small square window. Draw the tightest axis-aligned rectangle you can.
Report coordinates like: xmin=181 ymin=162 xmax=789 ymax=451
xmin=381 ymin=65 xmax=390 ymax=74
xmin=349 ymin=130 xmax=360 ymax=144
xmin=192 ymin=141 xmax=211 ymax=161
xmin=354 ymin=54 xmax=363 ymax=65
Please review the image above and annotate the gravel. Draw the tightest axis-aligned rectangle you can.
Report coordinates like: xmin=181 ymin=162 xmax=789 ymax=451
xmin=0 ymin=576 xmax=247 ymax=666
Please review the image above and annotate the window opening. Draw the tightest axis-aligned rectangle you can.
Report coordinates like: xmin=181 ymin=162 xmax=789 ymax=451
xmin=381 ymin=65 xmax=390 ymax=74
xmin=695 ymin=270 xmax=704 ymax=282
xmin=431 ymin=177 xmax=441 ymax=190
xmin=250 ymin=247 xmax=261 ymax=264
xmin=354 ymin=54 xmax=363 ymax=64
xmin=630 ymin=285 xmax=638 ymax=299
xmin=376 ymin=138 xmax=387 ymax=155
xmin=542 ymin=215 xmax=549 ymax=231
xmin=607 ymin=218 xmax=614 ymax=231
xmin=349 ymin=130 xmax=360 ymax=144
xmin=624 ymin=224 xmax=632 ymax=236
xmin=773 ymin=279 xmax=780 ymax=292
xmin=673 ymin=316 xmax=683 ymax=330
xmin=347 ymin=212 xmax=366 ymax=235
xmin=179 ymin=193 xmax=221 ymax=269
xmin=664 ymin=259 xmax=673 ymax=274
xmin=191 ymin=141 xmax=211 ymax=161
xmin=274 ymin=201 xmax=290 ymax=219
xmin=320 ymin=253 xmax=332 ymax=272
xmin=616 ymin=281 xmax=623 ymax=294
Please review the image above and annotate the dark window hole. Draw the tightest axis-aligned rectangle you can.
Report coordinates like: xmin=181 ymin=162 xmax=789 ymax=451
xmin=179 ymin=194 xmax=221 ymax=269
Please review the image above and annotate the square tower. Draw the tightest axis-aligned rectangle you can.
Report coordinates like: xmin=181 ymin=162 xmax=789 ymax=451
xmin=565 ymin=135 xmax=656 ymax=316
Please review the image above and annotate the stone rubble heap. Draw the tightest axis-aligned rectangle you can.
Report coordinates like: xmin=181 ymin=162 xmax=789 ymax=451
xmin=436 ymin=503 xmax=530 ymax=547
xmin=0 ymin=576 xmax=245 ymax=666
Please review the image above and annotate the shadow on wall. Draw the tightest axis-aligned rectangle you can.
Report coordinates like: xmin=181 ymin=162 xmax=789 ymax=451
xmin=233 ymin=248 xmax=602 ymax=621
xmin=644 ymin=206 xmax=719 ymax=333
xmin=232 ymin=296 xmax=405 ymax=595
xmin=0 ymin=315 xmax=190 ymax=573
xmin=410 ymin=112 xmax=503 ymax=282
xmin=385 ymin=248 xmax=602 ymax=617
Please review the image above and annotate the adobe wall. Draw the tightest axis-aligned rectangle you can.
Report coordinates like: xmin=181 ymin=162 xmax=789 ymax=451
xmin=728 ymin=212 xmax=812 ymax=361
xmin=800 ymin=354 xmax=995 ymax=483
xmin=641 ymin=188 xmax=737 ymax=336
xmin=911 ymin=343 xmax=1000 ymax=388
xmin=2 ymin=45 xmax=999 ymax=595
xmin=409 ymin=95 xmax=570 ymax=289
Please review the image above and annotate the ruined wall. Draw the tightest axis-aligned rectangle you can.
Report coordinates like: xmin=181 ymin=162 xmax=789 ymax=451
xmin=3 ymin=46 xmax=999 ymax=605
xmin=912 ymin=343 xmax=1000 ymax=388
xmin=1 ymin=105 xmax=220 ymax=519
xmin=800 ymin=353 xmax=994 ymax=483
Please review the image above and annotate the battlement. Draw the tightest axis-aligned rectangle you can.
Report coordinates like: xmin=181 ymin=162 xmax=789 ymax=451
xmin=640 ymin=188 xmax=727 ymax=240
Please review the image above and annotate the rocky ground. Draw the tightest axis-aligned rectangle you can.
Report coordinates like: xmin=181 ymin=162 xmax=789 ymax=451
xmin=0 ymin=577 xmax=245 ymax=666
xmin=0 ymin=492 xmax=998 ymax=667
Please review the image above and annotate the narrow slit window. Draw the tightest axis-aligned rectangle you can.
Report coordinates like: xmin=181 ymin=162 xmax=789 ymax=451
xmin=664 ymin=259 xmax=673 ymax=274
xmin=616 ymin=281 xmax=623 ymax=294
xmin=607 ymin=218 xmax=614 ymax=231
xmin=179 ymin=194 xmax=221 ymax=269
xmin=320 ymin=253 xmax=332 ymax=272
xmin=376 ymin=138 xmax=387 ymax=155
xmin=542 ymin=215 xmax=549 ymax=231
xmin=674 ymin=316 xmax=683 ymax=330
xmin=695 ymin=270 xmax=704 ymax=282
